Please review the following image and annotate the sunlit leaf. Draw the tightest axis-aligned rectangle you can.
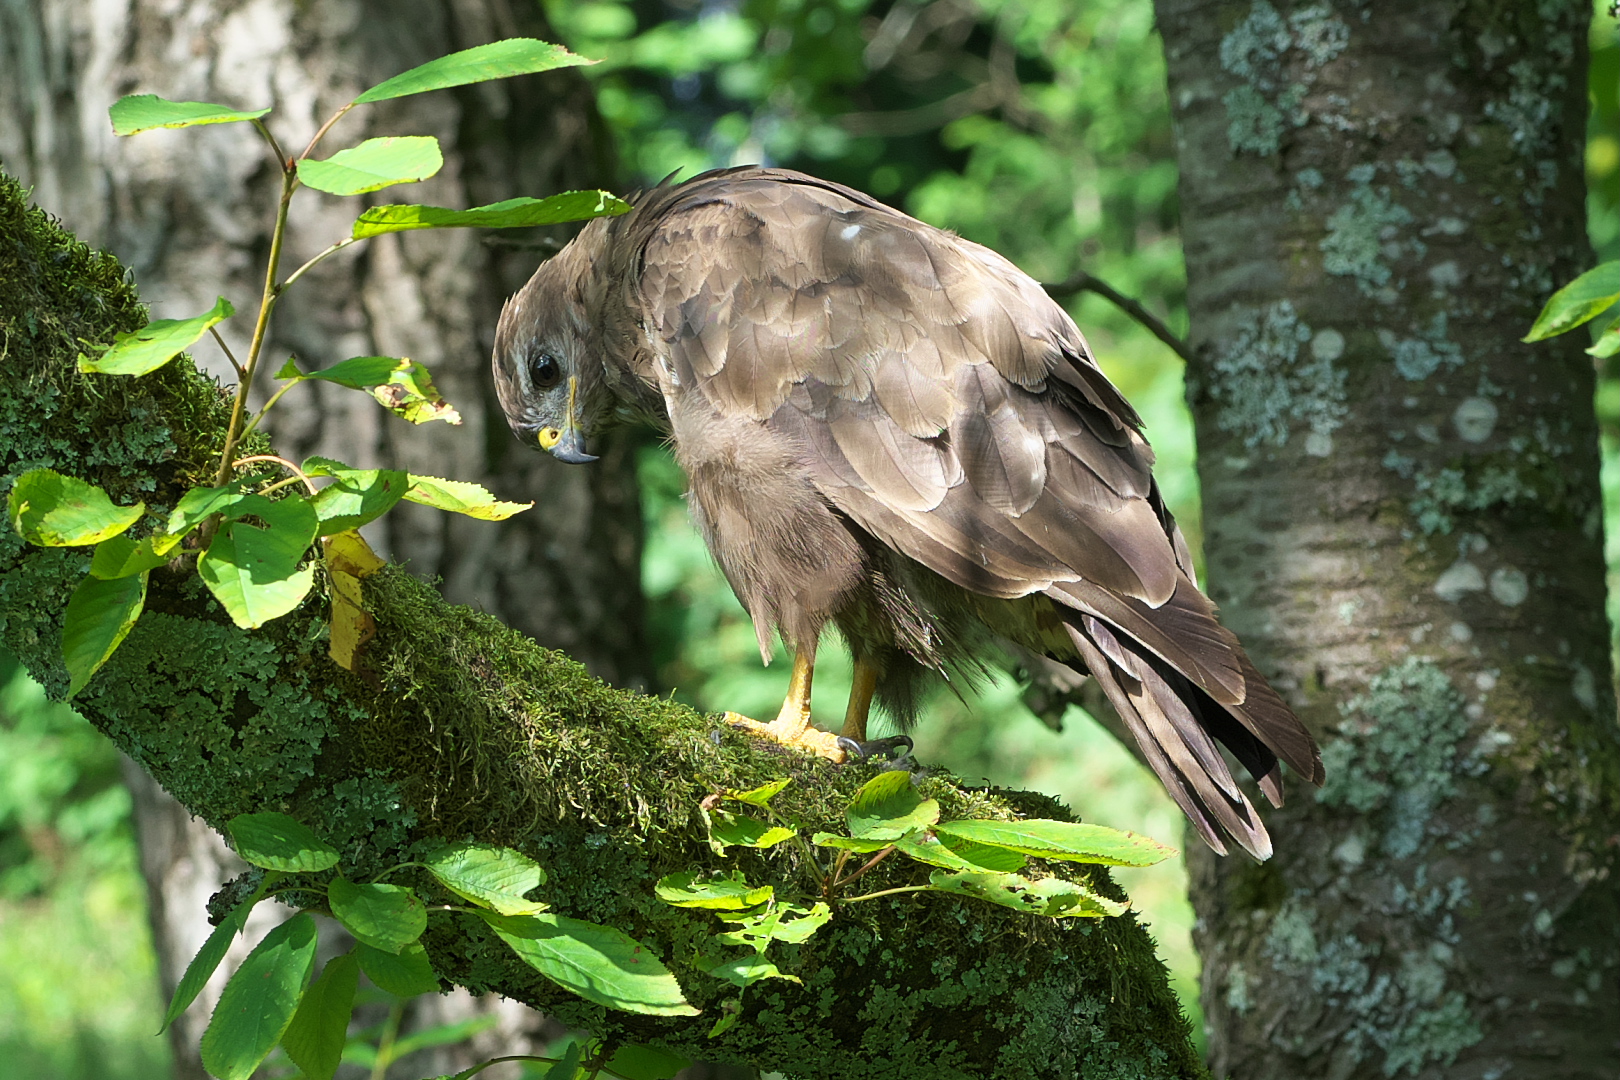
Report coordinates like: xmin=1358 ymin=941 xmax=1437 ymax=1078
xmin=708 ymin=810 xmax=795 ymax=851
xmin=7 ymin=469 xmax=144 ymax=547
xmin=891 ymin=833 xmax=1022 ymax=874
xmin=298 ymin=136 xmax=443 ymax=196
xmin=705 ymin=954 xmax=799 ymax=989
xmin=281 ymin=951 xmax=358 ymax=1080
xmin=199 ymin=914 xmax=319 ymax=1080
xmin=226 ymin=812 xmax=340 ymax=873
xmin=847 ymin=771 xmax=938 ymax=840
xmin=356 ymin=940 xmax=440 ymax=998
xmin=1524 ymin=261 xmax=1620 ymax=341
xmin=927 ymin=870 xmax=1126 ymax=918
xmin=88 ymin=533 xmax=179 ymax=578
xmin=404 ymin=474 xmax=531 ymax=520
xmin=654 ymin=870 xmax=771 ymax=910
xmin=161 ymin=894 xmax=254 ymax=1033
xmin=713 ymin=902 xmax=830 ymax=951
xmin=198 ymin=494 xmax=319 ymax=628
xmin=329 ymin=876 xmax=427 ymax=953
xmin=934 ymin=819 xmax=1175 ymax=868
xmin=62 ymin=571 xmax=146 ymax=696
xmin=353 ymin=39 xmax=593 ymax=104
xmin=723 ymin=778 xmax=791 ymax=807
xmin=479 ymin=911 xmax=699 ymax=1016
xmin=809 ymin=832 xmax=894 ymax=854
xmin=167 ymin=481 xmax=254 ymax=537
xmin=323 ymin=531 xmax=386 ymax=672
xmin=295 ymin=355 xmax=462 ymax=424
xmin=309 ymin=468 xmax=409 ymax=534
xmin=79 ymin=296 xmax=233 ymax=375
xmin=351 ymin=191 xmax=629 ymax=239
xmin=110 ymin=94 xmax=270 ymax=135
xmin=606 ymin=1042 xmax=692 ymax=1080
xmin=424 ymin=843 xmax=547 ymax=915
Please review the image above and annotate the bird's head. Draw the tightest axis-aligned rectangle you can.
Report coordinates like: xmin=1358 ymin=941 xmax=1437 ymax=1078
xmin=491 ymin=245 xmax=613 ymax=464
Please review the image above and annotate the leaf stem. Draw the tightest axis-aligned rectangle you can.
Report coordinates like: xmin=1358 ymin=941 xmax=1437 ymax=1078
xmin=250 ymin=118 xmax=288 ymax=169
xmin=239 ymin=375 xmax=304 ymax=443
xmin=281 ymin=236 xmax=360 ymax=291
xmin=1041 ymin=270 xmax=1192 ymax=363
xmin=834 ymin=845 xmax=896 ymax=889
xmin=300 ymin=102 xmax=355 ymax=162
xmin=840 ymin=885 xmax=934 ymax=904
xmin=213 ymin=163 xmax=299 ymax=488
xmin=208 ymin=326 xmax=245 ymax=380
xmin=449 ymin=1056 xmax=562 ymax=1080
xmin=233 ymin=454 xmax=318 ymax=496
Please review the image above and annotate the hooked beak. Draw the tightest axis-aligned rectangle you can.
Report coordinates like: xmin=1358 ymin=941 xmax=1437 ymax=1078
xmin=536 ymin=377 xmax=599 ymax=464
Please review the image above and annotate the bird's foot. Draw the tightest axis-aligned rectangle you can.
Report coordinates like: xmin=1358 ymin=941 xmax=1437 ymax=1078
xmin=835 ymin=734 xmax=914 ymax=761
xmin=722 ymin=712 xmax=849 ymax=762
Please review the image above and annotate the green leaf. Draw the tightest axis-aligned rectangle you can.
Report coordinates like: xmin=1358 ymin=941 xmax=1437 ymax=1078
xmin=226 ymin=812 xmax=340 ymax=873
xmin=934 ymin=819 xmax=1175 ymax=868
xmin=309 ymin=469 xmax=409 ymax=535
xmin=161 ymin=895 xmax=254 ymax=1034
xmin=110 ymin=94 xmax=270 ymax=135
xmin=708 ymin=810 xmax=795 ymax=851
xmin=199 ymin=913 xmax=319 ymax=1080
xmin=388 ymin=1013 xmax=499 ymax=1060
xmin=329 ymin=876 xmax=427 ymax=953
xmin=295 ymin=355 xmax=462 ymax=424
xmin=705 ymin=955 xmax=799 ymax=989
xmin=353 ymin=39 xmax=593 ymax=104
xmin=62 ymin=570 xmax=146 ymax=696
xmin=713 ymin=902 xmax=830 ymax=951
xmin=88 ymin=533 xmax=178 ymax=578
xmin=723 ymin=778 xmax=791 ymax=807
xmin=198 ymin=493 xmax=319 ymax=628
xmin=1524 ymin=261 xmax=1620 ymax=341
xmin=424 ymin=843 xmax=547 ymax=915
xmin=356 ymin=940 xmax=441 ymax=997
xmin=544 ymin=1039 xmax=582 ymax=1080
xmin=847 ymin=771 xmax=938 ymax=840
xmin=1588 ymin=312 xmax=1620 ymax=358
xmin=893 ymin=833 xmax=1016 ymax=873
xmin=351 ymin=191 xmax=630 ymax=240
xmin=479 ymin=911 xmax=698 ymax=1016
xmin=809 ymin=832 xmax=894 ymax=854
xmin=7 ymin=469 xmax=145 ymax=546
xmin=404 ymin=474 xmax=531 ymax=520
xmin=298 ymin=136 xmax=443 ymax=196
xmin=654 ymin=870 xmax=772 ymax=910
xmin=933 ymin=834 xmax=1028 ymax=873
xmin=707 ymin=997 xmax=743 ymax=1039
xmin=167 ymin=481 xmax=254 ymax=536
xmin=281 ymin=950 xmax=359 ymax=1080
xmin=606 ymin=1043 xmax=692 ymax=1080
xmin=297 ymin=355 xmax=413 ymax=389
xmin=927 ymin=870 xmax=1126 ymax=918
xmin=79 ymin=296 xmax=234 ymax=375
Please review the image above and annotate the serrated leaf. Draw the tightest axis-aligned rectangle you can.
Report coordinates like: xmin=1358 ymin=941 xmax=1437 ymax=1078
xmin=705 ymin=955 xmax=799 ymax=989
xmin=354 ymin=39 xmax=593 ymax=104
xmin=161 ymin=895 xmax=254 ymax=1034
xmin=298 ymin=355 xmax=411 ymax=389
xmin=79 ymin=296 xmax=233 ymax=375
xmin=110 ymin=94 xmax=270 ymax=135
xmin=198 ymin=494 xmax=320 ymax=628
xmin=351 ymin=190 xmax=629 ymax=239
xmin=724 ymin=778 xmax=791 ymax=807
xmin=356 ymin=940 xmax=441 ymax=998
xmin=7 ymin=469 xmax=144 ymax=547
xmin=847 ymin=771 xmax=938 ymax=840
xmin=88 ymin=533 xmax=178 ymax=578
xmin=927 ymin=870 xmax=1126 ymax=918
xmin=299 ymin=136 xmax=443 ymax=196
xmin=708 ymin=810 xmax=795 ymax=851
xmin=309 ymin=469 xmax=409 ymax=534
xmin=281 ymin=950 xmax=358 ymax=1080
xmin=892 ymin=833 xmax=1018 ymax=873
xmin=606 ymin=1042 xmax=692 ymax=1080
xmin=329 ymin=876 xmax=427 ymax=953
xmin=713 ymin=902 xmax=830 ymax=952
xmin=424 ymin=843 xmax=547 ymax=915
xmin=296 ymin=355 xmax=461 ymax=424
xmin=226 ymin=812 xmax=340 ymax=873
xmin=654 ymin=871 xmax=772 ymax=910
xmin=404 ymin=474 xmax=531 ymax=520
xmin=479 ymin=911 xmax=698 ymax=1016
xmin=934 ymin=834 xmax=1028 ymax=873
xmin=1524 ymin=261 xmax=1620 ymax=341
xmin=934 ymin=819 xmax=1175 ymax=868
xmin=199 ymin=913 xmax=318 ymax=1080
xmin=63 ymin=571 xmax=146 ymax=696
xmin=810 ymin=832 xmax=894 ymax=853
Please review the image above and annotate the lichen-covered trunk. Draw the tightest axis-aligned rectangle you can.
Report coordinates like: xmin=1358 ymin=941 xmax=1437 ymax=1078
xmin=1153 ymin=0 xmax=1620 ymax=1075
xmin=0 ymin=1 xmax=641 ymax=1074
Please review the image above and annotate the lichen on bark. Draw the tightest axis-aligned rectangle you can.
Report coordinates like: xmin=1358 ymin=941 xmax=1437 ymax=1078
xmin=0 ymin=170 xmax=1205 ymax=1078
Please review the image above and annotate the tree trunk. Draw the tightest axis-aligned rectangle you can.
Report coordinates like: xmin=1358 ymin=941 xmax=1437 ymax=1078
xmin=0 ymin=1 xmax=642 ymax=1075
xmin=1154 ymin=0 xmax=1620 ymax=1076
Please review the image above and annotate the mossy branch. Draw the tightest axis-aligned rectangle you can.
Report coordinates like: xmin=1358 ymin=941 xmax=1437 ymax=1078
xmin=0 ymin=171 xmax=1203 ymax=1080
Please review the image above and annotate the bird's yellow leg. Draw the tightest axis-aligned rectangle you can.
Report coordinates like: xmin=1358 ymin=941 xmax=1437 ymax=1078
xmin=841 ymin=657 xmax=880 ymax=744
xmin=723 ymin=648 xmax=848 ymax=761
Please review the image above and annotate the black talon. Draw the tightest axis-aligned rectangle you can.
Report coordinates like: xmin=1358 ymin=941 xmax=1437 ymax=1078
xmin=837 ymin=734 xmax=914 ymax=760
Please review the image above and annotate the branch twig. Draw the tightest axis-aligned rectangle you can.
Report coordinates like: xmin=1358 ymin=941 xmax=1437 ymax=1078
xmin=1042 ymin=271 xmax=1192 ymax=363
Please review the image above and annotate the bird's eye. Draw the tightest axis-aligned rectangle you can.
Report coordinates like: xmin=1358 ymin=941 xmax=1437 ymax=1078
xmin=529 ymin=352 xmax=561 ymax=390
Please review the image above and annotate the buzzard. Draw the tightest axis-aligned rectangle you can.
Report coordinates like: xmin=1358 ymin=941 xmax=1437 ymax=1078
xmin=493 ymin=167 xmax=1322 ymax=859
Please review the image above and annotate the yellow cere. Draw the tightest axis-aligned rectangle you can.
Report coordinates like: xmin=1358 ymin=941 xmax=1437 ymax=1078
xmin=538 ymin=427 xmax=561 ymax=449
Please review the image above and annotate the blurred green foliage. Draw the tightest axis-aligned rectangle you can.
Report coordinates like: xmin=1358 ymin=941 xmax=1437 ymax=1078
xmin=1589 ymin=7 xmax=1620 ymax=664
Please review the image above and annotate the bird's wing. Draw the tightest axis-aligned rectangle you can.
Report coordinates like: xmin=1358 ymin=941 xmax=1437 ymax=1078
xmin=630 ymin=170 xmax=1321 ymax=851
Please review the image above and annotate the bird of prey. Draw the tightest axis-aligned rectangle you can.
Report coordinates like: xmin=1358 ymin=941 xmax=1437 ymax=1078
xmin=492 ymin=167 xmax=1322 ymax=859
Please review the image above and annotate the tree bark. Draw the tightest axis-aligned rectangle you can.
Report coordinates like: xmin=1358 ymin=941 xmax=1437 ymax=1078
xmin=0 ymin=169 xmax=1206 ymax=1079
xmin=0 ymin=1 xmax=642 ymax=1075
xmin=1154 ymin=0 xmax=1620 ymax=1076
